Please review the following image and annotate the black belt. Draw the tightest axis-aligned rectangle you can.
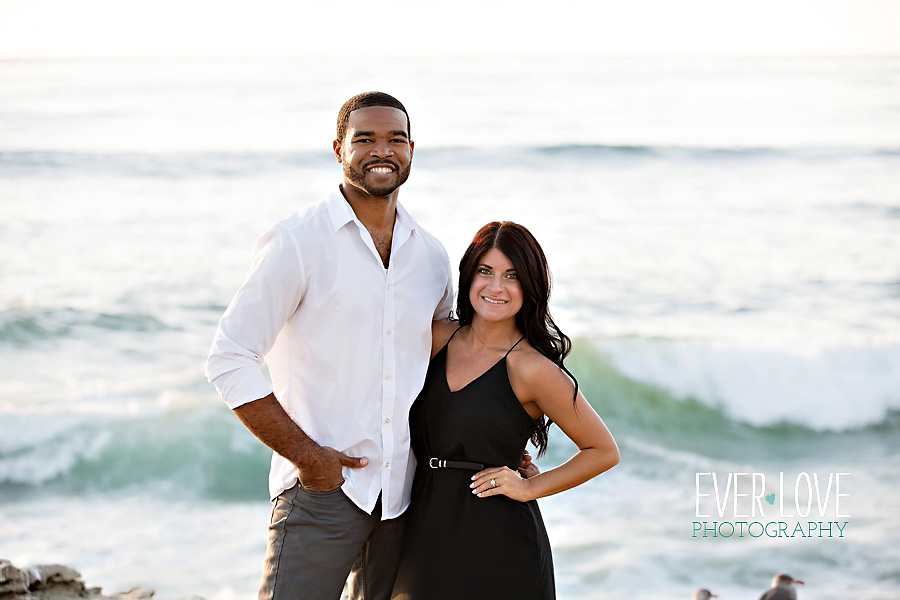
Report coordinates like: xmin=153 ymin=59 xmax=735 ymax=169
xmin=428 ymin=457 xmax=484 ymax=470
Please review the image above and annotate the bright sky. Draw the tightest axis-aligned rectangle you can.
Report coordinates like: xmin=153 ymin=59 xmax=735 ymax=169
xmin=0 ymin=0 xmax=898 ymax=59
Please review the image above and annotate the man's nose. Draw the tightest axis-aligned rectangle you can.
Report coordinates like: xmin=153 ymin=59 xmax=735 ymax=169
xmin=370 ymin=140 xmax=393 ymax=157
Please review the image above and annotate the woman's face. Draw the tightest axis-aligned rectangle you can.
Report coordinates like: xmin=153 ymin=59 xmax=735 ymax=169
xmin=468 ymin=247 xmax=523 ymax=324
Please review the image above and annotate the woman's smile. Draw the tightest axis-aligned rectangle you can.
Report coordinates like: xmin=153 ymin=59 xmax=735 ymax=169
xmin=469 ymin=248 xmax=523 ymax=321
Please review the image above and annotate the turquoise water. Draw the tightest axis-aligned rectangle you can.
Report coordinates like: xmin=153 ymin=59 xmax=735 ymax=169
xmin=1 ymin=57 xmax=899 ymax=599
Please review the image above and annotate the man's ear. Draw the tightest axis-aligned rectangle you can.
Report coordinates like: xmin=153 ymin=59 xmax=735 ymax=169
xmin=333 ymin=139 xmax=343 ymax=163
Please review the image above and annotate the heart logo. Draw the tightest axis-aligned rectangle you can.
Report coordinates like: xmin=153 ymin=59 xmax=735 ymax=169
xmin=765 ymin=493 xmax=776 ymax=505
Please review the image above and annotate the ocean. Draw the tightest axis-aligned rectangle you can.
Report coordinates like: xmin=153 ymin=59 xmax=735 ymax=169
xmin=1 ymin=57 xmax=898 ymax=599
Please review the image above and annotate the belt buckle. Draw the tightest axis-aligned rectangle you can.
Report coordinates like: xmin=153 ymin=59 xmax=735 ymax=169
xmin=429 ymin=458 xmax=442 ymax=469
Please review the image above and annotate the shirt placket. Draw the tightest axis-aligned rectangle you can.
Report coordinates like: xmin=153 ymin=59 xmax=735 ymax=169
xmin=381 ymin=266 xmax=397 ymax=511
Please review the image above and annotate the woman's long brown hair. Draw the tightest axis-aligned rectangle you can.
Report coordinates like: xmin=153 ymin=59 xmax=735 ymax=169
xmin=456 ymin=221 xmax=578 ymax=457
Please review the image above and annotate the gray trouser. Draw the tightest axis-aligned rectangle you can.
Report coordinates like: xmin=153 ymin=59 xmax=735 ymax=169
xmin=259 ymin=482 xmax=406 ymax=600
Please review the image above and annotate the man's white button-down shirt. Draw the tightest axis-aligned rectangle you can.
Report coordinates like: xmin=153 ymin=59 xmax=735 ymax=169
xmin=206 ymin=189 xmax=454 ymax=518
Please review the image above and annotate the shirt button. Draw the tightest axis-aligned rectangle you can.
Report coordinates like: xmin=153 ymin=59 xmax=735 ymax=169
xmin=384 ymin=462 xmax=390 ymax=468
xmin=385 ymin=374 xmax=392 ymax=380
xmin=386 ymin=329 xmax=392 ymax=335
xmin=384 ymin=417 xmax=391 ymax=424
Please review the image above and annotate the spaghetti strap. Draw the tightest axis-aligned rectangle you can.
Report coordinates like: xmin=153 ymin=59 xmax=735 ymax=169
xmin=503 ymin=335 xmax=526 ymax=358
xmin=443 ymin=325 xmax=463 ymax=349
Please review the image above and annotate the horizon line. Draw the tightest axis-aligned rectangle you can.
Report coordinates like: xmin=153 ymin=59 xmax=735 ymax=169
xmin=2 ymin=52 xmax=900 ymax=62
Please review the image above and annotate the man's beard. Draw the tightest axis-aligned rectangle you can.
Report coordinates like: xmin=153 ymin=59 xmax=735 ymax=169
xmin=343 ymin=160 xmax=412 ymax=198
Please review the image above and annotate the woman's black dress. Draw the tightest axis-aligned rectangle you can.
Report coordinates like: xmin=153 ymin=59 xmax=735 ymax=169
xmin=392 ymin=338 xmax=555 ymax=600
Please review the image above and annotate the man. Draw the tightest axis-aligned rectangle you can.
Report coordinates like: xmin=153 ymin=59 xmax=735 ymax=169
xmin=205 ymin=91 xmax=454 ymax=600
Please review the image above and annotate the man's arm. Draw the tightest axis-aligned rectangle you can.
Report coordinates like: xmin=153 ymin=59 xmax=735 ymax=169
xmin=207 ymin=226 xmax=367 ymax=492
xmin=233 ymin=394 xmax=367 ymax=492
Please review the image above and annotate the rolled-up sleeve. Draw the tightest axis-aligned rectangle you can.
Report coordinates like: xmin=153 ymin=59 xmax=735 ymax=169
xmin=205 ymin=226 xmax=306 ymax=409
xmin=433 ymin=260 xmax=454 ymax=321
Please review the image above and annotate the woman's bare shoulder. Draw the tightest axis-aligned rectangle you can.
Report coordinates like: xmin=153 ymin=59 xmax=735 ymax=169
xmin=507 ymin=343 xmax=575 ymax=401
xmin=507 ymin=342 xmax=557 ymax=377
xmin=431 ymin=319 xmax=460 ymax=357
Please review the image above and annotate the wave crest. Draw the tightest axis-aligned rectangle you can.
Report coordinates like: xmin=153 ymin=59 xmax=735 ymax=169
xmin=586 ymin=338 xmax=900 ymax=432
xmin=0 ymin=306 xmax=174 ymax=346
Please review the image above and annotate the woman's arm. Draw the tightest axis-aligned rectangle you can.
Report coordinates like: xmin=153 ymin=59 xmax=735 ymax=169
xmin=430 ymin=318 xmax=459 ymax=358
xmin=471 ymin=351 xmax=619 ymax=501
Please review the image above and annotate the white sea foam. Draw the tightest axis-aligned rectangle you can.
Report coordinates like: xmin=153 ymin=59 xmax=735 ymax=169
xmin=0 ymin=414 xmax=113 ymax=485
xmin=596 ymin=338 xmax=900 ymax=431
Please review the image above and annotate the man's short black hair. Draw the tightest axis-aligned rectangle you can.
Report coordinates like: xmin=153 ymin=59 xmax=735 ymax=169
xmin=336 ymin=92 xmax=410 ymax=142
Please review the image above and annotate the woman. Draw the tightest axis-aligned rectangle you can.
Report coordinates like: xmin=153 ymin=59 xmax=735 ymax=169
xmin=392 ymin=222 xmax=619 ymax=600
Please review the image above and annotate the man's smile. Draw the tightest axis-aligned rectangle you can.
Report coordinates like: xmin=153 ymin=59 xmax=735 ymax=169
xmin=365 ymin=162 xmax=398 ymax=174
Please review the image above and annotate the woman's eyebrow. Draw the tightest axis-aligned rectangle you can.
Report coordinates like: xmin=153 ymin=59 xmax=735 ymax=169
xmin=478 ymin=262 xmax=515 ymax=272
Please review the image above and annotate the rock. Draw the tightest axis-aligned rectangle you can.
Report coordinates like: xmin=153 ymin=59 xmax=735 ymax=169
xmin=0 ymin=559 xmax=97 ymax=599
xmin=1 ymin=559 xmax=38 ymax=595
xmin=0 ymin=560 xmax=200 ymax=600
xmin=109 ymin=589 xmax=155 ymax=600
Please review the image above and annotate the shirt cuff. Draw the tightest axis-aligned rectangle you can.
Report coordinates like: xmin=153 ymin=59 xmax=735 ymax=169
xmin=210 ymin=368 xmax=274 ymax=410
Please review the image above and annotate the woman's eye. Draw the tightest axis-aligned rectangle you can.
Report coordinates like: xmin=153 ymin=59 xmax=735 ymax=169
xmin=477 ymin=268 xmax=490 ymax=275
xmin=505 ymin=273 xmax=518 ymax=280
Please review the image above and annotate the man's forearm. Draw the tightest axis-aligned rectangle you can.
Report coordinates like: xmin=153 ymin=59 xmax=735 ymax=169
xmin=232 ymin=393 xmax=322 ymax=470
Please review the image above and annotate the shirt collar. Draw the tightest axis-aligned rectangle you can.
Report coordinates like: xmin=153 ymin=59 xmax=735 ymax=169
xmin=325 ymin=187 xmax=357 ymax=232
xmin=394 ymin=200 xmax=418 ymax=240
xmin=325 ymin=186 xmax=419 ymax=239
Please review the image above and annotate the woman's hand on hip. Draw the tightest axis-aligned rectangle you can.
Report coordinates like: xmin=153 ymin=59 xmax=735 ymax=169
xmin=471 ymin=466 xmax=534 ymax=502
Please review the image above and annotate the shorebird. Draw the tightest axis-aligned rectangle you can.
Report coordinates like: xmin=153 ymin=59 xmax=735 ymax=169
xmin=757 ymin=573 xmax=804 ymax=600
xmin=692 ymin=588 xmax=717 ymax=600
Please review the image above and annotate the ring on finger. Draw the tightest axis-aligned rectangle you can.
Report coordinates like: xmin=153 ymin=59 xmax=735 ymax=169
xmin=490 ymin=478 xmax=497 ymax=488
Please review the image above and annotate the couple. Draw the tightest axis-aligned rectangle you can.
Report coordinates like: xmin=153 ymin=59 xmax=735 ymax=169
xmin=205 ymin=92 xmax=619 ymax=600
